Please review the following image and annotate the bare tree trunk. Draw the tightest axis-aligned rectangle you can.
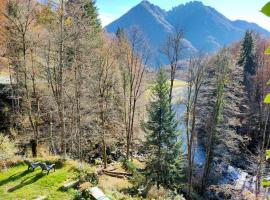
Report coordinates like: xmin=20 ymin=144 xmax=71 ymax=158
xmin=74 ymin=49 xmax=82 ymax=161
xmin=124 ymin=27 xmax=149 ymax=161
xmin=185 ymin=55 xmax=206 ymax=197
xmin=186 ymin=78 xmax=192 ymax=196
xmin=169 ymin=64 xmax=176 ymax=103
xmin=161 ymin=27 xmax=184 ymax=104
xmin=100 ymin=108 xmax=107 ymax=168
xmin=58 ymin=0 xmax=65 ymax=156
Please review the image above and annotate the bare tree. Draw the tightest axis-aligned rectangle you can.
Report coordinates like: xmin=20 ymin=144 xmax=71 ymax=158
xmin=121 ymin=26 xmax=150 ymax=160
xmin=161 ymin=27 xmax=184 ymax=103
xmin=42 ymin=0 xmax=102 ymax=158
xmin=43 ymin=0 xmax=68 ymax=156
xmin=91 ymin=36 xmax=123 ymax=168
xmin=185 ymin=54 xmax=207 ymax=197
xmin=4 ymin=0 xmax=41 ymax=156
xmin=64 ymin=0 xmax=101 ymax=160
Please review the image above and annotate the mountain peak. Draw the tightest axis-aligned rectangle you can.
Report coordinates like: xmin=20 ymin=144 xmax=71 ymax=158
xmin=185 ymin=1 xmax=204 ymax=6
xmin=140 ymin=0 xmax=151 ymax=5
xmin=170 ymin=1 xmax=204 ymax=10
xmin=105 ymin=1 xmax=269 ymax=65
xmin=137 ymin=0 xmax=165 ymax=14
xmin=138 ymin=0 xmax=155 ymax=9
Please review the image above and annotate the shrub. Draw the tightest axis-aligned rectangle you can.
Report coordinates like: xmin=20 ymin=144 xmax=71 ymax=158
xmin=73 ymin=163 xmax=98 ymax=185
xmin=0 ymin=133 xmax=16 ymax=160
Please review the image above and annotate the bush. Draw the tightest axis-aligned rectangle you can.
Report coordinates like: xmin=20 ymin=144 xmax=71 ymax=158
xmin=147 ymin=185 xmax=186 ymax=200
xmin=94 ymin=158 xmax=102 ymax=165
xmin=122 ymin=159 xmax=137 ymax=173
xmin=0 ymin=133 xmax=16 ymax=160
xmin=108 ymin=191 xmax=142 ymax=200
xmin=121 ymin=160 xmax=145 ymax=195
xmin=73 ymin=163 xmax=98 ymax=185
xmin=74 ymin=190 xmax=95 ymax=200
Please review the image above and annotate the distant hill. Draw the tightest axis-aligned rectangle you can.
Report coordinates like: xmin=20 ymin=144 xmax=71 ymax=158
xmin=106 ymin=0 xmax=269 ymax=66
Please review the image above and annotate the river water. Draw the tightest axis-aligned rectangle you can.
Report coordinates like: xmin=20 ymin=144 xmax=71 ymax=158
xmin=175 ymin=103 xmax=205 ymax=166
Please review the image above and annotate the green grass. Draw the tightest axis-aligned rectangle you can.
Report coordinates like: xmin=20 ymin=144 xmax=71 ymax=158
xmin=143 ymin=79 xmax=187 ymax=100
xmin=0 ymin=161 xmax=79 ymax=200
xmin=169 ymin=80 xmax=187 ymax=88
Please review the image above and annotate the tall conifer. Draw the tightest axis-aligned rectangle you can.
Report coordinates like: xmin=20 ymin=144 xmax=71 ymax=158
xmin=142 ymin=69 xmax=184 ymax=189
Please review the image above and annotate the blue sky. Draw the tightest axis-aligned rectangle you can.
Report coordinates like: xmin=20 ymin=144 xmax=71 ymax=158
xmin=96 ymin=0 xmax=270 ymax=31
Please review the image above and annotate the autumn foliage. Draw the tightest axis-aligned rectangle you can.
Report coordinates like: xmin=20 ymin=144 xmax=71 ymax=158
xmin=0 ymin=0 xmax=6 ymax=48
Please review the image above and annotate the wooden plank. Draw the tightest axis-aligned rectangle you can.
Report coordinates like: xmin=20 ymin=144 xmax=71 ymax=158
xmin=87 ymin=186 xmax=109 ymax=200
xmin=102 ymin=169 xmax=132 ymax=176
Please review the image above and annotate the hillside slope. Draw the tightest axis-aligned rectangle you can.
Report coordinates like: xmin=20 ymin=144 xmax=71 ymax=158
xmin=196 ymin=55 xmax=257 ymax=199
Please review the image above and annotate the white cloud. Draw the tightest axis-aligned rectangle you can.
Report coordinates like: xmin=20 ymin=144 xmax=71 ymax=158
xmin=99 ymin=13 xmax=118 ymax=27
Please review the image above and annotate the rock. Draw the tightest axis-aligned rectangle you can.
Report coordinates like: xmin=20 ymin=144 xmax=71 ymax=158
xmin=207 ymin=184 xmax=256 ymax=200
xmin=61 ymin=179 xmax=80 ymax=191
xmin=79 ymin=182 xmax=92 ymax=192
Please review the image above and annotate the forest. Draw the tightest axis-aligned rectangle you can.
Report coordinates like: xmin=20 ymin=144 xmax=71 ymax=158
xmin=1 ymin=0 xmax=270 ymax=199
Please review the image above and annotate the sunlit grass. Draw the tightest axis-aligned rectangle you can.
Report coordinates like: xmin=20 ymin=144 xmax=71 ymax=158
xmin=0 ymin=161 xmax=78 ymax=200
xmin=170 ymin=80 xmax=188 ymax=88
xmin=143 ymin=79 xmax=187 ymax=99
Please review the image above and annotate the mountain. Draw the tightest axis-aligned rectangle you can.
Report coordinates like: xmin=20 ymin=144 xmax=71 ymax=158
xmin=105 ymin=0 xmax=269 ymax=66
xmin=107 ymin=0 xmax=171 ymax=49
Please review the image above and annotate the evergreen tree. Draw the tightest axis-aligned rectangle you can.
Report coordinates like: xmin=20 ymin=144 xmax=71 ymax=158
xmin=116 ymin=27 xmax=125 ymax=39
xmin=238 ymin=30 xmax=256 ymax=76
xmin=82 ymin=0 xmax=101 ymax=30
xmin=142 ymin=69 xmax=184 ymax=190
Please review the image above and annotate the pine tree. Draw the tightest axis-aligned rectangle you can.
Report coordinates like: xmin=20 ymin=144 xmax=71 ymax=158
xmin=142 ymin=69 xmax=184 ymax=190
xmin=238 ymin=30 xmax=256 ymax=76
xmin=116 ymin=27 xmax=125 ymax=39
xmin=82 ymin=0 xmax=101 ymax=30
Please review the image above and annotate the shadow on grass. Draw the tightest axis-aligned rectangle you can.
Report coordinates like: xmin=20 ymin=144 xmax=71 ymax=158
xmin=7 ymin=173 xmax=45 ymax=192
xmin=0 ymin=169 xmax=31 ymax=187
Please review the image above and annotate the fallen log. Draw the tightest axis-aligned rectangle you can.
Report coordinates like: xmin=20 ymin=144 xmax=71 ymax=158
xmin=103 ymin=171 xmax=125 ymax=178
xmin=102 ymin=169 xmax=132 ymax=178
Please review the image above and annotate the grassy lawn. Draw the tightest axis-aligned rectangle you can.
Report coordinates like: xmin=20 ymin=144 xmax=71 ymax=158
xmin=0 ymin=161 xmax=79 ymax=200
xmin=170 ymin=80 xmax=187 ymax=88
xmin=143 ymin=79 xmax=187 ymax=100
